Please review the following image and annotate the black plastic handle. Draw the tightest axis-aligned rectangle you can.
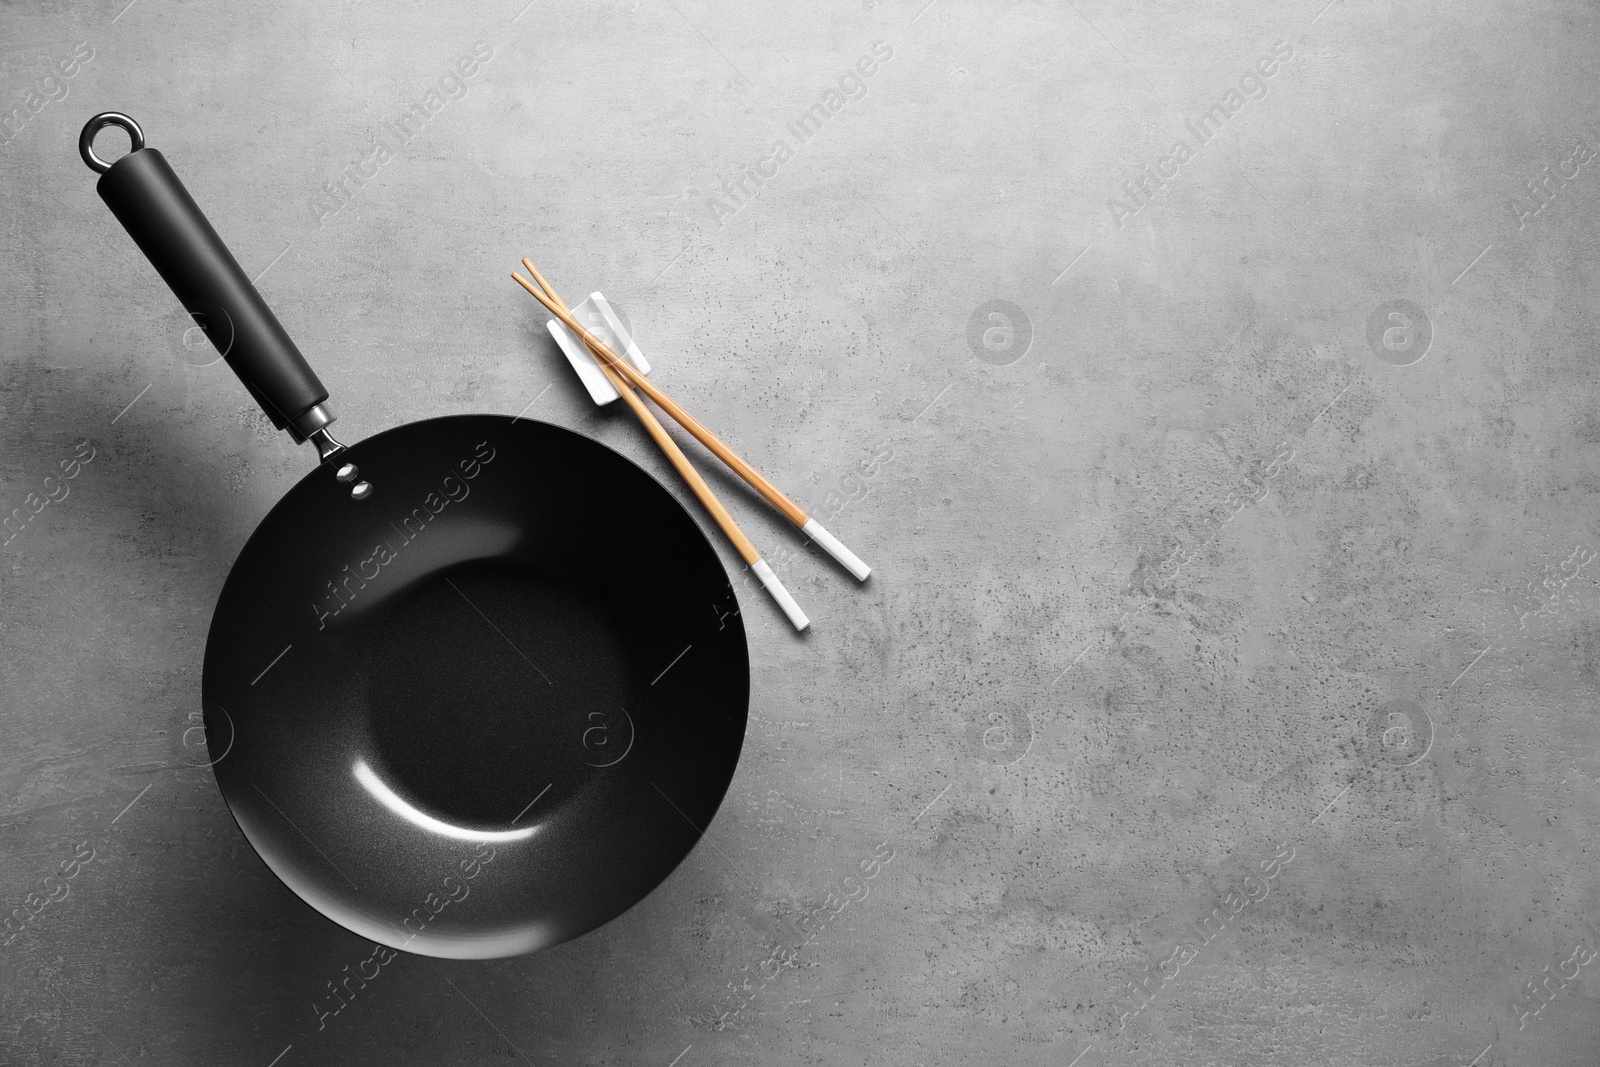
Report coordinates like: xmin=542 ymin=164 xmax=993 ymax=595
xmin=82 ymin=113 xmax=333 ymax=441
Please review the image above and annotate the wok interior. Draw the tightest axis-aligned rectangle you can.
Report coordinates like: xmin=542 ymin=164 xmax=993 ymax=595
xmin=362 ymin=556 xmax=637 ymax=827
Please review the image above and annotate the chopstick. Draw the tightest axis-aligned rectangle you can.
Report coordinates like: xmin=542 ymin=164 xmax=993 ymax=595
xmin=512 ymin=268 xmax=810 ymax=633
xmin=514 ymin=259 xmax=870 ymax=583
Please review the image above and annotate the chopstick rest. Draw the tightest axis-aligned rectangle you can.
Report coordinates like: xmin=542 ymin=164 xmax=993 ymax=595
xmin=545 ymin=292 xmax=649 ymax=406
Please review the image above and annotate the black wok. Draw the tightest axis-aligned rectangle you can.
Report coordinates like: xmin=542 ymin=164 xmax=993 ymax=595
xmin=80 ymin=113 xmax=749 ymax=959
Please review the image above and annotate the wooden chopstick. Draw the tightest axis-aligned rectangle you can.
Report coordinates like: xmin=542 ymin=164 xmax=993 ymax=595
xmin=512 ymin=269 xmax=810 ymax=632
xmin=515 ymin=259 xmax=870 ymax=582
xmin=515 ymin=271 xmax=757 ymax=565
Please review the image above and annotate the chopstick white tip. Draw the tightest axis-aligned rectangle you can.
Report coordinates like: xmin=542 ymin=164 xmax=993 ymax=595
xmin=752 ymin=558 xmax=809 ymax=631
xmin=801 ymin=519 xmax=871 ymax=581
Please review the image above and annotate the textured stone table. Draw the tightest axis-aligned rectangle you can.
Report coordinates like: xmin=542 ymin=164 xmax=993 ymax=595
xmin=1 ymin=0 xmax=1597 ymax=1064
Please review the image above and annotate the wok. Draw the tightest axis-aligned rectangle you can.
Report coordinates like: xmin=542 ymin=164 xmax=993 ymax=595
xmin=80 ymin=112 xmax=749 ymax=959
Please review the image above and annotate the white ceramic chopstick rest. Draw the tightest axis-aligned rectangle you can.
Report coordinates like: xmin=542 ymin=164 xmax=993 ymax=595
xmin=546 ymin=292 xmax=650 ymax=405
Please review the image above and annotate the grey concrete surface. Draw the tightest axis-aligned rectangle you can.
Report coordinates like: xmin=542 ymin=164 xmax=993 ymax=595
xmin=2 ymin=0 xmax=1599 ymax=1063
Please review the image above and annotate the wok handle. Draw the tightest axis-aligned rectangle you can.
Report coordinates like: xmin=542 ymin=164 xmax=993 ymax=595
xmin=81 ymin=112 xmax=336 ymax=444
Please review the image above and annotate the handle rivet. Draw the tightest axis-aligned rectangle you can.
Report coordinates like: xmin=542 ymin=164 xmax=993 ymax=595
xmin=335 ymin=463 xmax=359 ymax=483
xmin=350 ymin=481 xmax=373 ymax=501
